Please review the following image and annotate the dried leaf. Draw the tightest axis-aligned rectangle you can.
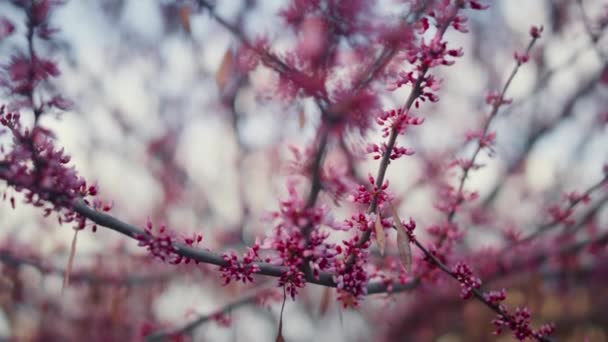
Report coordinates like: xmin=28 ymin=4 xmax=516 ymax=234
xmin=318 ymin=287 xmax=332 ymax=317
xmin=276 ymin=287 xmax=286 ymax=342
xmin=216 ymin=49 xmax=234 ymax=92
xmin=390 ymin=203 xmax=412 ymax=273
xmin=375 ymin=213 xmax=385 ymax=256
xmin=298 ymin=109 xmax=306 ymax=129
xmin=179 ymin=7 xmax=191 ymax=34
xmin=62 ymin=229 xmax=79 ymax=294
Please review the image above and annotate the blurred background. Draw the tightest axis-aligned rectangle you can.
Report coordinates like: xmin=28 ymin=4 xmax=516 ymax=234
xmin=0 ymin=0 xmax=607 ymax=341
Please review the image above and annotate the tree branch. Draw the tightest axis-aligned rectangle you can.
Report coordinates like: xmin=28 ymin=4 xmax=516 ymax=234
xmin=70 ymin=198 xmax=415 ymax=294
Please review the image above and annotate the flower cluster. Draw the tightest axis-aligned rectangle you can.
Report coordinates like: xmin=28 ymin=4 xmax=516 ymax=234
xmin=387 ymin=1 xmax=476 ymax=106
xmin=280 ymin=0 xmax=371 ymax=37
xmin=452 ymin=262 xmax=481 ymax=299
xmin=481 ymin=287 xmax=555 ymax=340
xmin=264 ymin=182 xmax=340 ymax=298
xmin=304 ymin=229 xmax=339 ymax=278
xmin=513 ymin=26 xmax=543 ymax=65
xmin=465 ymin=1 xmax=490 ymax=11
xmin=492 ymin=307 xmax=555 ymax=341
xmin=0 ymin=106 xmax=104 ymax=229
xmin=367 ymin=142 xmax=415 ymax=161
xmin=278 ymin=265 xmax=306 ymax=300
xmin=342 ymin=212 xmax=377 ymax=232
xmin=387 ymin=69 xmax=440 ymax=96
xmin=375 ymin=108 xmax=425 ymax=138
xmin=546 ymin=204 xmax=575 ymax=226
xmin=483 ymin=288 xmax=507 ymax=305
xmin=137 ymin=218 xmax=202 ymax=265
xmin=4 ymin=54 xmax=60 ymax=98
xmin=399 ymin=216 xmax=417 ymax=240
xmin=352 ymin=175 xmax=391 ymax=207
xmin=563 ymin=191 xmax=591 ymax=205
xmin=465 ymin=130 xmax=497 ymax=154
xmin=529 ymin=25 xmax=544 ymax=39
xmin=321 ymin=164 xmax=355 ymax=203
xmin=513 ymin=52 xmax=530 ymax=65
xmin=211 ymin=312 xmax=232 ymax=327
xmin=333 ymin=235 xmax=370 ymax=307
xmin=268 ymin=180 xmax=334 ymax=230
xmin=434 ymin=183 xmax=479 ymax=215
xmin=219 ymin=243 xmax=262 ymax=285
xmin=416 ymin=36 xmax=464 ymax=70
xmin=327 ymin=89 xmax=381 ymax=133
xmin=485 ymin=90 xmax=513 ymax=107
xmin=422 ymin=221 xmax=463 ymax=269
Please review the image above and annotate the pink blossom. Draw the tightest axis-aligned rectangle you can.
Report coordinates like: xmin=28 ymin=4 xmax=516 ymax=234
xmin=219 ymin=243 xmax=262 ymax=285
xmin=452 ymin=262 xmax=481 ymax=299
xmin=514 ymin=51 xmax=529 ymax=64
xmin=530 ymin=25 xmax=544 ymax=39
xmin=137 ymin=218 xmax=202 ymax=265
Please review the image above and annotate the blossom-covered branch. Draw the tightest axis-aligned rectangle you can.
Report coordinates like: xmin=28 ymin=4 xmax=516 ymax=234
xmin=407 ymin=235 xmax=555 ymax=341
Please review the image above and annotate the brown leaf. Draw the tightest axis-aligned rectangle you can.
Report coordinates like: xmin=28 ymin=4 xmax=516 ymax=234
xmin=375 ymin=213 xmax=385 ymax=256
xmin=276 ymin=288 xmax=287 ymax=342
xmin=276 ymin=320 xmax=285 ymax=342
xmin=390 ymin=203 xmax=412 ymax=273
xmin=318 ymin=287 xmax=332 ymax=317
xmin=62 ymin=229 xmax=79 ymax=294
xmin=298 ymin=109 xmax=306 ymax=129
xmin=216 ymin=49 xmax=235 ymax=92
xmin=179 ymin=7 xmax=191 ymax=34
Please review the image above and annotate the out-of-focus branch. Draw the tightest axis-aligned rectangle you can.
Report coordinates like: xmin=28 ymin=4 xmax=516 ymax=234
xmin=577 ymin=0 xmax=607 ymax=60
xmin=144 ymin=288 xmax=270 ymax=341
xmin=485 ymin=216 xmax=608 ymax=285
xmin=196 ymin=0 xmax=328 ymax=101
xmin=510 ymin=174 xmax=607 ymax=246
xmin=0 ymin=249 xmax=171 ymax=286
